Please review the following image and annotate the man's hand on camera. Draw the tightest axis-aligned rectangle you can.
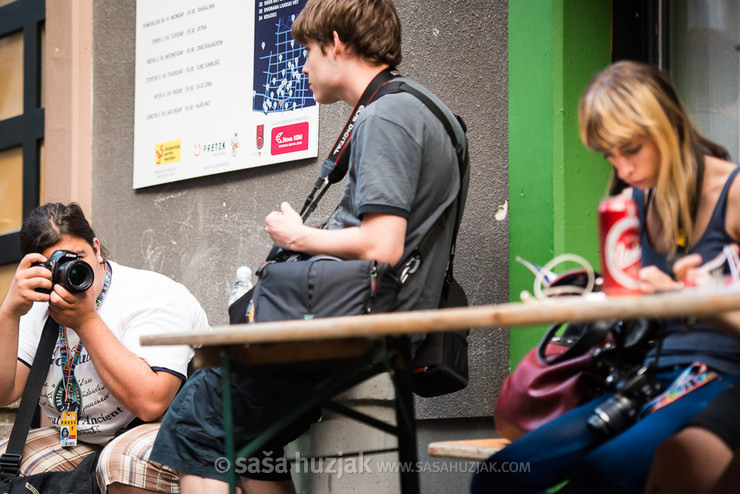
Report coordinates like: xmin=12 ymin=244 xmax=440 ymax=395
xmin=265 ymin=201 xmax=307 ymax=251
xmin=47 ymin=283 xmax=99 ymax=332
xmin=1 ymin=254 xmax=52 ymax=320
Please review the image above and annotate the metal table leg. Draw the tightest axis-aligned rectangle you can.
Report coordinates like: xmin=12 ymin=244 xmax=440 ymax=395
xmin=216 ymin=336 xmax=419 ymax=493
xmin=391 ymin=337 xmax=420 ymax=494
xmin=220 ymin=349 xmax=237 ymax=494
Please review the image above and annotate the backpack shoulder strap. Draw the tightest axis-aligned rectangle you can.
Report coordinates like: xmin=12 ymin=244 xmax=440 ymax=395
xmin=377 ymin=78 xmax=468 ymax=166
xmin=378 ymin=78 xmax=469 ymax=284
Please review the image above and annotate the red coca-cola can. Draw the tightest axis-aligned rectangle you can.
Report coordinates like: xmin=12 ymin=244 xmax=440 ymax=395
xmin=598 ymin=196 xmax=642 ymax=295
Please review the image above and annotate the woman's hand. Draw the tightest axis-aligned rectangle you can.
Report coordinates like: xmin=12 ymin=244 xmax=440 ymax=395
xmin=672 ymin=253 xmax=709 ymax=287
xmin=638 ymin=265 xmax=683 ymax=293
xmin=669 ymin=245 xmax=740 ymax=340
xmin=673 ymin=245 xmax=739 ymax=287
xmin=637 ymin=245 xmax=740 ymax=293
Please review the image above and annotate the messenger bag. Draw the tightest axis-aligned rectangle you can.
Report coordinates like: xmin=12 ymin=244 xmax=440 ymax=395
xmin=229 ymin=70 xmax=471 ymax=397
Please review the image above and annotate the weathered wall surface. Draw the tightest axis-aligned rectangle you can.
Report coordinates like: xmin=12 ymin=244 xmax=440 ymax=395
xmin=91 ymin=0 xmax=508 ymax=420
xmin=0 ymin=402 xmax=18 ymax=440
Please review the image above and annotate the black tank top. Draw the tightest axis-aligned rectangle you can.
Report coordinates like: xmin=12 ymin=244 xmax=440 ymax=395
xmin=634 ymin=166 xmax=740 ymax=376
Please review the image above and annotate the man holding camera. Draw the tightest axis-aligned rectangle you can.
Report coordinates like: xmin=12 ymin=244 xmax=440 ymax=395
xmin=0 ymin=202 xmax=210 ymax=493
xmin=149 ymin=0 xmax=466 ymax=492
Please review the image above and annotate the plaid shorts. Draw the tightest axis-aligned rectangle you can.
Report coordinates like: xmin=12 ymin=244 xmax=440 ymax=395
xmin=0 ymin=424 xmax=179 ymax=493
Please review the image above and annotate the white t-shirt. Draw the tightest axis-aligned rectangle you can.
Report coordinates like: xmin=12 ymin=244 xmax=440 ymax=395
xmin=17 ymin=261 xmax=210 ymax=445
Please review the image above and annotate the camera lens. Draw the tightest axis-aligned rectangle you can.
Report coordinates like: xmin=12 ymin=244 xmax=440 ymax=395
xmin=58 ymin=260 xmax=94 ymax=293
xmin=587 ymin=395 xmax=638 ymax=439
xmin=69 ymin=266 xmax=87 ymax=286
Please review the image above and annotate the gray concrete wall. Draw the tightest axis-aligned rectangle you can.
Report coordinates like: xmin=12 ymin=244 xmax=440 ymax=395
xmin=0 ymin=402 xmax=18 ymax=441
xmin=92 ymin=0 xmax=507 ymax=437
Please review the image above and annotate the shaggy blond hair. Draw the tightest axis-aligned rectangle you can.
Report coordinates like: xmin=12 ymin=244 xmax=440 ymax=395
xmin=292 ymin=0 xmax=402 ymax=67
xmin=579 ymin=61 xmax=728 ymax=253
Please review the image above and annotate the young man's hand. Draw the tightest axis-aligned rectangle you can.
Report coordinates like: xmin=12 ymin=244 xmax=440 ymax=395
xmin=1 ymin=253 xmax=52 ymax=320
xmin=47 ymin=282 xmax=100 ymax=333
xmin=265 ymin=202 xmax=306 ymax=251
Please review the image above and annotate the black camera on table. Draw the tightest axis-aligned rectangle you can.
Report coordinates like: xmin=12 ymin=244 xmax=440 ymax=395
xmin=32 ymin=250 xmax=94 ymax=294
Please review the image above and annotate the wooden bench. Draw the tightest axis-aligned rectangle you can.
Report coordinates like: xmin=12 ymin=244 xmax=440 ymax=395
xmin=428 ymin=438 xmax=511 ymax=461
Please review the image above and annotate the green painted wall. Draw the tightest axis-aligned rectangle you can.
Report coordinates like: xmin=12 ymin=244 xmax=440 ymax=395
xmin=508 ymin=1 xmax=612 ymax=369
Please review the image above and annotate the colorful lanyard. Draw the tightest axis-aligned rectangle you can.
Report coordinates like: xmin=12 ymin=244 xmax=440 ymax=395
xmin=57 ymin=261 xmax=112 ymax=405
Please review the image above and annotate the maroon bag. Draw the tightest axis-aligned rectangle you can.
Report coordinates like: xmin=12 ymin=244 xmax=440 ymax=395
xmin=494 ymin=320 xmax=613 ymax=441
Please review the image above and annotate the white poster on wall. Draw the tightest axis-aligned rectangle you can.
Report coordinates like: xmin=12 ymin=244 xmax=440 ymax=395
xmin=133 ymin=0 xmax=317 ymax=189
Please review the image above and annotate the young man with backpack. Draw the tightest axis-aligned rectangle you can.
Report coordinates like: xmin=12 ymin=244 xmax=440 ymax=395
xmin=150 ymin=1 xmax=467 ymax=492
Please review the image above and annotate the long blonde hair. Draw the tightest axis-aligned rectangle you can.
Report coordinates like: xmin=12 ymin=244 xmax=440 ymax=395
xmin=579 ymin=61 xmax=729 ymax=253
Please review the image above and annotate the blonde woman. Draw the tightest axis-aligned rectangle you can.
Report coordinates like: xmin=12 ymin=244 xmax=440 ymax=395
xmin=473 ymin=61 xmax=740 ymax=494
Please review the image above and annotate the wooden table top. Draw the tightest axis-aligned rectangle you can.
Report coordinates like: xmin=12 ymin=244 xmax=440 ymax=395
xmin=141 ymin=285 xmax=740 ymax=347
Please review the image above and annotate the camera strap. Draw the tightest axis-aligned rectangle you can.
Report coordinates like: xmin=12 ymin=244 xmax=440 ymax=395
xmin=0 ymin=316 xmax=59 ymax=478
xmin=263 ymin=67 xmax=400 ymax=262
xmin=298 ymin=66 xmax=401 ymax=222
xmin=376 ymin=79 xmax=468 ymax=285
xmin=645 ymin=362 xmax=718 ymax=415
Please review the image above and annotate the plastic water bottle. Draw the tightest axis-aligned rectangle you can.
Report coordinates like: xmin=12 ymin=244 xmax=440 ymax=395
xmin=228 ymin=266 xmax=253 ymax=307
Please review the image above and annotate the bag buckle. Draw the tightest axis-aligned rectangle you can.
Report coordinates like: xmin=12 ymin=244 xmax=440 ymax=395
xmin=399 ymin=255 xmax=421 ymax=284
xmin=0 ymin=453 xmax=22 ymax=476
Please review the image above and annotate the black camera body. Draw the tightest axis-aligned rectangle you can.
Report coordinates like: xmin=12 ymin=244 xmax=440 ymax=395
xmin=33 ymin=250 xmax=94 ymax=294
xmin=587 ymin=365 xmax=662 ymax=439
xmin=586 ymin=319 xmax=664 ymax=440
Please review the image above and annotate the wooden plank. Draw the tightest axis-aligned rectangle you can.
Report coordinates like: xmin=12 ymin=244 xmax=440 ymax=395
xmin=192 ymin=338 xmax=373 ymax=368
xmin=428 ymin=438 xmax=511 ymax=461
xmin=141 ymin=286 xmax=740 ymax=347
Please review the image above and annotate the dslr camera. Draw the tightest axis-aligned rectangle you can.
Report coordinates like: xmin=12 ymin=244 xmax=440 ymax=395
xmin=587 ymin=365 xmax=662 ymax=439
xmin=586 ymin=319 xmax=664 ymax=439
xmin=33 ymin=250 xmax=94 ymax=294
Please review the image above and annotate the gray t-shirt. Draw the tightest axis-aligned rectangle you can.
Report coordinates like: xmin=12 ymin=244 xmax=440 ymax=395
xmin=326 ymin=86 xmax=463 ymax=312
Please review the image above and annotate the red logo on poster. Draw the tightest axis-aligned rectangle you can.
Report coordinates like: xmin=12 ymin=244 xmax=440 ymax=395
xmin=271 ymin=122 xmax=309 ymax=155
xmin=256 ymin=125 xmax=264 ymax=149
